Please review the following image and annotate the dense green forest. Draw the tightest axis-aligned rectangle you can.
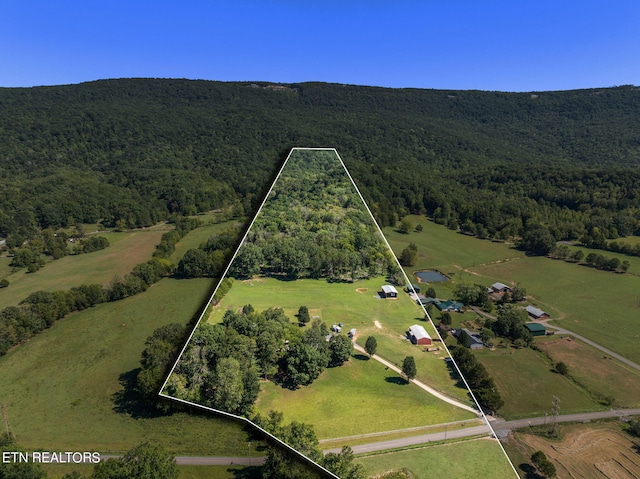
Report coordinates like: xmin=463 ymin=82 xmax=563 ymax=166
xmin=1 ymin=79 xmax=640 ymax=248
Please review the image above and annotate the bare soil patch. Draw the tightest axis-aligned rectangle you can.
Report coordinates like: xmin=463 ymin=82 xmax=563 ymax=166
xmin=356 ymin=288 xmax=368 ymax=293
xmin=510 ymin=422 xmax=640 ymax=479
xmin=374 ymin=320 xmax=382 ymax=329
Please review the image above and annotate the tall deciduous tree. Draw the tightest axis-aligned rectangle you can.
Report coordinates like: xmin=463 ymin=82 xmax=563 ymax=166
xmin=402 ymin=356 xmax=417 ymax=380
xmin=364 ymin=336 xmax=377 ymax=357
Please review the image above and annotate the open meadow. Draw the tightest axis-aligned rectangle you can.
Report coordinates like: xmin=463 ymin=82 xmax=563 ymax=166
xmin=0 ymin=228 xmax=167 ymax=310
xmin=169 ymin=216 xmax=244 ymax=265
xmin=0 ymin=277 xmax=256 ymax=455
xmin=356 ymin=438 xmax=517 ymax=479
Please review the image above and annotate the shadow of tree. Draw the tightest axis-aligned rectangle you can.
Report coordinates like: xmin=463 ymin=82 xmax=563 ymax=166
xmin=111 ymin=368 xmax=166 ymax=419
xmin=230 ymin=465 xmax=263 ymax=478
xmin=353 ymin=353 xmax=369 ymax=361
xmin=385 ymin=376 xmax=409 ymax=385
xmin=518 ymin=463 xmax=543 ymax=479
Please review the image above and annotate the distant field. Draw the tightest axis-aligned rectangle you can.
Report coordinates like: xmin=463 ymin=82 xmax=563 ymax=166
xmin=40 ymin=463 xmax=258 ymax=479
xmin=537 ymin=336 xmax=640 ymax=408
xmin=383 ymin=216 xmax=523 ymax=289
xmin=504 ymin=420 xmax=640 ymax=479
xmin=0 ymin=229 xmax=166 ymax=310
xmin=0 ymin=277 xmax=254 ymax=455
xmin=356 ymin=438 xmax=517 ymax=479
xmin=169 ymin=217 xmax=244 ymax=265
xmin=473 ymin=346 xmax=602 ymax=420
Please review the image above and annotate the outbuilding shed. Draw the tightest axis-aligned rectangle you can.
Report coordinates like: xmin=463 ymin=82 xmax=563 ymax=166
xmin=526 ymin=305 xmax=550 ymax=319
xmin=525 ymin=323 xmax=546 ymax=336
xmin=407 ymin=324 xmax=432 ymax=345
xmin=381 ymin=285 xmax=398 ymax=298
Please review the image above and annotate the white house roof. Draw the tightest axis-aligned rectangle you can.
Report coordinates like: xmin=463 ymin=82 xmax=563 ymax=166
xmin=526 ymin=305 xmax=546 ymax=317
xmin=408 ymin=324 xmax=431 ymax=341
xmin=382 ymin=285 xmax=398 ymax=294
xmin=491 ymin=282 xmax=510 ymax=291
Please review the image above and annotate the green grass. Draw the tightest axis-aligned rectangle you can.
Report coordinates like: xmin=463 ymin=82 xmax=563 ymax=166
xmin=473 ymin=346 xmax=602 ymax=419
xmin=169 ymin=218 xmax=244 ymax=265
xmin=207 ymin=276 xmax=476 ymax=438
xmin=0 ymin=229 xmax=167 ymax=310
xmin=256 ymin=353 xmax=473 ymax=439
xmin=356 ymin=438 xmax=517 ymax=479
xmin=384 ymin=216 xmax=523 ymax=286
xmin=536 ymin=336 xmax=640 ymax=408
xmin=40 ymin=463 xmax=260 ymax=479
xmin=0 ymin=277 xmax=254 ymax=455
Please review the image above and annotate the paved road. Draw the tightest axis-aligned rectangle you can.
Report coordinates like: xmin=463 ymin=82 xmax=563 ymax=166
xmin=490 ymin=408 xmax=640 ymax=437
xmin=352 ymin=343 xmax=479 ymax=414
xmin=323 ymin=424 xmax=493 ymax=454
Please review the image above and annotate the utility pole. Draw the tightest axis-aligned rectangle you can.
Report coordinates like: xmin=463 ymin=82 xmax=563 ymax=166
xmin=1 ymin=404 xmax=14 ymax=443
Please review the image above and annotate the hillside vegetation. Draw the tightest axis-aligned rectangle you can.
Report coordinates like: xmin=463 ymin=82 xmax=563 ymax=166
xmin=1 ymin=80 xmax=640 ymax=249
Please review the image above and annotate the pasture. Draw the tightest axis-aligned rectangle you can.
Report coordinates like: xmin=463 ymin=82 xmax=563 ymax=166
xmin=473 ymin=346 xmax=602 ymax=420
xmin=356 ymin=438 xmax=517 ymax=479
xmin=537 ymin=336 xmax=640 ymax=408
xmin=0 ymin=229 xmax=166 ymax=310
xmin=0 ymin=277 xmax=254 ymax=455
xmin=169 ymin=217 xmax=244 ymax=264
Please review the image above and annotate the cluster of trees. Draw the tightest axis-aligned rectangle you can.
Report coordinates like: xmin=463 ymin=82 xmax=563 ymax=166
xmin=166 ymin=304 xmax=353 ymax=414
xmin=227 ymin=150 xmax=399 ymax=282
xmin=451 ymin=345 xmax=504 ymax=413
xmin=487 ymin=304 xmax=533 ymax=348
xmin=399 ymin=243 xmax=418 ymax=266
xmin=550 ymin=244 xmax=630 ymax=273
xmin=531 ymin=450 xmax=557 ymax=478
xmin=76 ymin=235 xmax=109 ymax=253
xmin=254 ymin=410 xmax=367 ymax=479
xmin=453 ymin=283 xmax=493 ymax=311
xmin=176 ymin=224 xmax=241 ymax=278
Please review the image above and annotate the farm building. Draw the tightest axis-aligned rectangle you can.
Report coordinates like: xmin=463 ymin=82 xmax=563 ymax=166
xmin=525 ymin=323 xmax=546 ymax=336
xmin=489 ymin=282 xmax=511 ymax=293
xmin=526 ymin=305 xmax=550 ymax=319
xmin=454 ymin=328 xmax=484 ymax=349
xmin=435 ymin=299 xmax=464 ymax=312
xmin=381 ymin=285 xmax=398 ymax=298
xmin=407 ymin=324 xmax=432 ymax=345
xmin=348 ymin=328 xmax=356 ymax=338
xmin=407 ymin=284 xmax=421 ymax=294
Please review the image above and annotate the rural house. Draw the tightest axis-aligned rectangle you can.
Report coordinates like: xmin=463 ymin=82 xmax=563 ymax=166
xmin=381 ymin=285 xmax=398 ymax=298
xmin=454 ymin=328 xmax=484 ymax=349
xmin=407 ymin=324 xmax=432 ymax=345
xmin=489 ymin=282 xmax=511 ymax=293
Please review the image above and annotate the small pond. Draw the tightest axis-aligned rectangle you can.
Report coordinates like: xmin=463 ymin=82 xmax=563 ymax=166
xmin=415 ymin=270 xmax=448 ymax=283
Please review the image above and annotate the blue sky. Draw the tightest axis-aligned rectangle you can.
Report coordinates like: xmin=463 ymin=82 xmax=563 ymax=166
xmin=1 ymin=0 xmax=639 ymax=91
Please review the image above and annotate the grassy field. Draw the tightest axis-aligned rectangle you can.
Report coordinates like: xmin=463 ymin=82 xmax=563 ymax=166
xmin=0 ymin=277 xmax=256 ymax=455
xmin=169 ymin=217 xmax=244 ymax=265
xmin=356 ymin=438 xmax=517 ymax=479
xmin=536 ymin=336 xmax=640 ymax=408
xmin=473 ymin=346 xmax=602 ymax=419
xmin=256 ymin=351 xmax=474 ymax=439
xmin=208 ymin=276 xmax=472 ymax=404
xmin=40 ymin=464 xmax=260 ymax=479
xmin=0 ymin=229 xmax=167 ymax=310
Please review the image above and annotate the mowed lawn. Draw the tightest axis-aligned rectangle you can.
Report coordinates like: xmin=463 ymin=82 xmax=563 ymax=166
xmin=257 ymin=353 xmax=473 ymax=439
xmin=0 ymin=277 xmax=253 ymax=455
xmin=209 ymin=276 xmax=476 ymax=436
xmin=356 ymin=438 xmax=517 ymax=479
xmin=0 ymin=229 xmax=167 ymax=310
xmin=473 ymin=346 xmax=602 ymax=420
xmin=537 ymin=336 xmax=640 ymax=408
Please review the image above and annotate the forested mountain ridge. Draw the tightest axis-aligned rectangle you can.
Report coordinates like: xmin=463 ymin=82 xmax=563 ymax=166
xmin=1 ymin=79 xmax=640 ymax=244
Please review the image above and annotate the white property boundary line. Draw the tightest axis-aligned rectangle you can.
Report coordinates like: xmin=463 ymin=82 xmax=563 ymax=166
xmin=159 ymin=147 xmax=518 ymax=478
